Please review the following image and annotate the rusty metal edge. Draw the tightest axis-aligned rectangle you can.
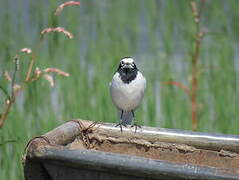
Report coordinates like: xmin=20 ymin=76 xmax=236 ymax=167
xmin=24 ymin=119 xmax=239 ymax=156
xmin=24 ymin=119 xmax=239 ymax=180
xmin=28 ymin=145 xmax=239 ymax=180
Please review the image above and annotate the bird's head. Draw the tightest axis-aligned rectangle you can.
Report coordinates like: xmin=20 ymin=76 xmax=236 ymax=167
xmin=117 ymin=57 xmax=138 ymax=83
xmin=118 ymin=57 xmax=137 ymax=71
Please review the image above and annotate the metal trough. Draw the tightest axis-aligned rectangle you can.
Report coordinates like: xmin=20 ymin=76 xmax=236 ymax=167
xmin=23 ymin=119 xmax=239 ymax=180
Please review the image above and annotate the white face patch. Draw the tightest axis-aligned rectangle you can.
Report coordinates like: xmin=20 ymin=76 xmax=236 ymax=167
xmin=120 ymin=57 xmax=135 ymax=69
xmin=120 ymin=57 xmax=135 ymax=64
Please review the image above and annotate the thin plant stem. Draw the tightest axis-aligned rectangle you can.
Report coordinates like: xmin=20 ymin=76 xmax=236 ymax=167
xmin=0 ymin=102 xmax=12 ymax=127
xmin=0 ymin=85 xmax=10 ymax=100
xmin=25 ymin=54 xmax=35 ymax=82
xmin=0 ymin=56 xmax=19 ymax=127
xmin=11 ymin=56 xmax=19 ymax=101
xmin=25 ymin=36 xmax=43 ymax=82
xmin=190 ymin=0 xmax=206 ymax=131
xmin=0 ymin=1 xmax=74 ymax=128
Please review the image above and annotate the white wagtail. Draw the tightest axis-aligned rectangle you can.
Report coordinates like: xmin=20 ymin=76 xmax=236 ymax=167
xmin=110 ymin=57 xmax=146 ymax=132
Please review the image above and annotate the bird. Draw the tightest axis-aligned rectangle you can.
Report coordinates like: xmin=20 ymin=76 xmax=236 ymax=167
xmin=110 ymin=57 xmax=146 ymax=132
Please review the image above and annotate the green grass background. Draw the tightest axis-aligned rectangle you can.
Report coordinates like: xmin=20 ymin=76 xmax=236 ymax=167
xmin=1 ymin=0 xmax=239 ymax=179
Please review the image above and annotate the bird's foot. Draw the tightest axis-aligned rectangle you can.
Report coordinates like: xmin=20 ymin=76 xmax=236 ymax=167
xmin=115 ymin=122 xmax=127 ymax=133
xmin=131 ymin=123 xmax=142 ymax=133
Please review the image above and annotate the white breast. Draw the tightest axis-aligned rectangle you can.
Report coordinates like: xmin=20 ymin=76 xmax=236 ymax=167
xmin=110 ymin=71 xmax=146 ymax=111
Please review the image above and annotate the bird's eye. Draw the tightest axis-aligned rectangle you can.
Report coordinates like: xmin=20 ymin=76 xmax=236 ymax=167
xmin=120 ymin=61 xmax=124 ymax=66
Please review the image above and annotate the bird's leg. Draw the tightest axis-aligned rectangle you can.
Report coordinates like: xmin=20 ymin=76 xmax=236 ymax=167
xmin=115 ymin=110 xmax=126 ymax=132
xmin=132 ymin=111 xmax=135 ymax=119
xmin=115 ymin=123 xmax=126 ymax=133
xmin=131 ymin=110 xmax=141 ymax=133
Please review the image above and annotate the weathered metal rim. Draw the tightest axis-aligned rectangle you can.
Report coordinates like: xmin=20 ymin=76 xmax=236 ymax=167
xmin=33 ymin=146 xmax=239 ymax=180
xmin=24 ymin=119 xmax=239 ymax=180
xmin=98 ymin=122 xmax=239 ymax=153
xmin=40 ymin=119 xmax=239 ymax=153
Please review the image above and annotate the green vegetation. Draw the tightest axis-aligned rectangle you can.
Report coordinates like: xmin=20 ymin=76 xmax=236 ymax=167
xmin=1 ymin=0 xmax=239 ymax=179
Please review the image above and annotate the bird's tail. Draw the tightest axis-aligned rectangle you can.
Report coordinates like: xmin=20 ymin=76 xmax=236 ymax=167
xmin=118 ymin=111 xmax=134 ymax=125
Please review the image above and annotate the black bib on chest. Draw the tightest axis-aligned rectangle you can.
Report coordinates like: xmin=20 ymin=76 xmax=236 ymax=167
xmin=118 ymin=68 xmax=138 ymax=84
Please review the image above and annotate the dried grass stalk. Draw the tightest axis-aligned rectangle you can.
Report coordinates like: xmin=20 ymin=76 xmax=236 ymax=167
xmin=44 ymin=68 xmax=70 ymax=77
xmin=166 ymin=81 xmax=190 ymax=95
xmin=41 ymin=27 xmax=73 ymax=39
xmin=55 ymin=1 xmax=80 ymax=16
